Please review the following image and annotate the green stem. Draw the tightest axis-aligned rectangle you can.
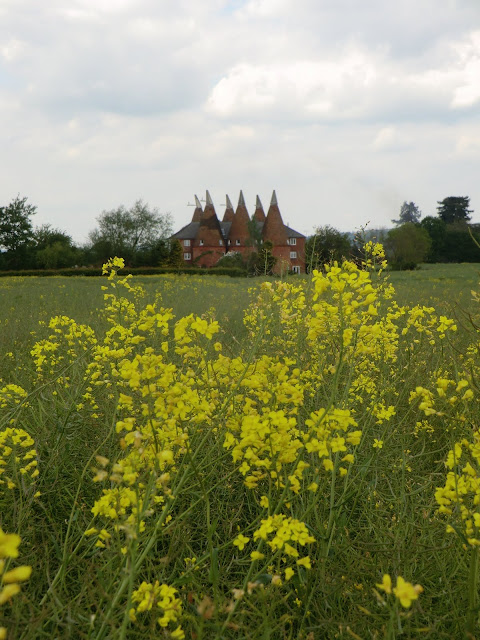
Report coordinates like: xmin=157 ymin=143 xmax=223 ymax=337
xmin=467 ymin=546 xmax=479 ymax=635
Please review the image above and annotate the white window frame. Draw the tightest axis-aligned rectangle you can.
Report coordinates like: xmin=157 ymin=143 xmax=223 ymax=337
xmin=199 ymin=239 xmax=204 ymax=246
xmin=290 ymin=251 xmax=297 ymax=259
xmin=289 ymin=237 xmax=297 ymax=245
xmin=183 ymin=239 xmax=191 ymax=247
xmin=183 ymin=252 xmax=191 ymax=260
xmin=292 ymin=265 xmax=301 ymax=274
xmin=219 ymin=239 xmax=223 ymax=246
xmin=235 ymin=239 xmax=241 ymax=246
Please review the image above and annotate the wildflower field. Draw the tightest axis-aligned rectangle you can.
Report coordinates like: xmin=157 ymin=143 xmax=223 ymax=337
xmin=1 ymin=251 xmax=480 ymax=639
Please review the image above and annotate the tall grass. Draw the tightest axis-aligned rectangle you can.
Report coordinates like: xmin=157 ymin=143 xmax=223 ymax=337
xmin=1 ymin=258 xmax=480 ymax=638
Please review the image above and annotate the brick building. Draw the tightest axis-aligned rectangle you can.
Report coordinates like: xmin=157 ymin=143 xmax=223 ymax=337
xmin=171 ymin=191 xmax=306 ymax=273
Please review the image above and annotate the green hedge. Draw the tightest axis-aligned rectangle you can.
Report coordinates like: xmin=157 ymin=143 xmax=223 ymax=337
xmin=0 ymin=266 xmax=247 ymax=278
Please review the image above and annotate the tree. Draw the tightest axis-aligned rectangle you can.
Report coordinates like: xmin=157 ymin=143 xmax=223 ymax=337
xmin=167 ymin=240 xmax=184 ymax=268
xmin=0 ymin=195 xmax=36 ymax=269
xmin=305 ymin=225 xmax=351 ymax=272
xmin=257 ymin=241 xmax=276 ymax=275
xmin=33 ymin=224 xmax=73 ymax=252
xmin=89 ymin=199 xmax=173 ymax=264
xmin=392 ymin=201 xmax=422 ymax=225
xmin=386 ymin=223 xmax=431 ymax=269
xmin=33 ymin=224 xmax=79 ymax=269
xmin=247 ymin=241 xmax=277 ymax=276
xmin=437 ymin=196 xmax=472 ymax=224
xmin=420 ymin=216 xmax=446 ymax=262
xmin=215 ymin=251 xmax=246 ymax=270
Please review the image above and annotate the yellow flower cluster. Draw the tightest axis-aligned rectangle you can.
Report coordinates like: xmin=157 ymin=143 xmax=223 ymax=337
xmin=402 ymin=305 xmax=457 ymax=343
xmin=234 ymin=514 xmax=315 ymax=582
xmin=410 ymin=376 xmax=474 ymax=418
xmin=436 ymin=431 xmax=480 ymax=545
xmin=0 ymin=527 xmax=32 ymax=640
xmin=243 ymin=280 xmax=308 ymax=357
xmin=0 ymin=384 xmax=27 ymax=410
xmin=0 ymin=427 xmax=39 ymax=490
xmin=304 ymin=407 xmax=361 ymax=475
xmin=129 ymin=581 xmax=184 ymax=638
xmin=30 ymin=315 xmax=97 ymax=380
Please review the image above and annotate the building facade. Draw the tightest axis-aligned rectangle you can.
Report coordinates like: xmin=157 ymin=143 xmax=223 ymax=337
xmin=171 ymin=191 xmax=306 ymax=273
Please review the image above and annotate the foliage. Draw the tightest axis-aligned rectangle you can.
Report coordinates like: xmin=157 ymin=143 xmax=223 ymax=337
xmin=305 ymin=225 xmax=351 ymax=272
xmin=248 ymin=241 xmax=276 ymax=276
xmin=386 ymin=222 xmax=431 ymax=269
xmin=33 ymin=224 xmax=78 ymax=269
xmin=420 ymin=216 xmax=447 ymax=262
xmin=88 ymin=199 xmax=173 ymax=265
xmin=0 ymin=196 xmax=36 ymax=269
xmin=167 ymin=239 xmax=184 ymax=268
xmin=420 ymin=216 xmax=480 ymax=263
xmin=215 ymin=251 xmax=247 ymax=272
xmin=391 ymin=201 xmax=422 ymax=225
xmin=437 ymin=196 xmax=472 ymax=224
xmin=247 ymin=219 xmax=263 ymax=249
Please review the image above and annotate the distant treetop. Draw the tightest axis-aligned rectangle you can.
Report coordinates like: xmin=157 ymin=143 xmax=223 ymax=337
xmin=436 ymin=196 xmax=472 ymax=224
xmin=392 ymin=201 xmax=422 ymax=226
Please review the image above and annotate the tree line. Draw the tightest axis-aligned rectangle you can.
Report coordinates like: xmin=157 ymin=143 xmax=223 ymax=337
xmin=306 ymin=196 xmax=479 ymax=271
xmin=0 ymin=197 xmax=175 ymax=271
xmin=0 ymin=194 xmax=477 ymax=272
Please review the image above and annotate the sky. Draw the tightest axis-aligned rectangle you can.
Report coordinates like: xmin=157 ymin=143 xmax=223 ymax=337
xmin=1 ymin=0 xmax=480 ymax=243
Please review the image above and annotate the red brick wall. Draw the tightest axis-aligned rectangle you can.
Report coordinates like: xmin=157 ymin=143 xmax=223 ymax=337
xmin=192 ymin=244 xmax=226 ymax=268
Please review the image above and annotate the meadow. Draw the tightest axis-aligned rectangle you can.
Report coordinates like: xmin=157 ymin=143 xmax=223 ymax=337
xmin=1 ymin=253 xmax=480 ymax=639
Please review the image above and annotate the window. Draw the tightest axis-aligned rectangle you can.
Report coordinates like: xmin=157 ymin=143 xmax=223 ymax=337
xmin=199 ymin=239 xmax=204 ymax=246
xmin=290 ymin=251 xmax=297 ymax=259
xmin=235 ymin=239 xmax=241 ymax=245
xmin=219 ymin=239 xmax=223 ymax=245
xmin=289 ymin=237 xmax=297 ymax=246
xmin=292 ymin=265 xmax=301 ymax=274
xmin=183 ymin=239 xmax=190 ymax=247
xmin=228 ymin=239 xmax=231 ymax=245
xmin=183 ymin=252 xmax=191 ymax=260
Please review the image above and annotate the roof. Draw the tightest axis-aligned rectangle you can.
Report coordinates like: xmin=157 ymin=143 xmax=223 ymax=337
xmin=172 ymin=220 xmax=304 ymax=241
xmin=171 ymin=222 xmax=200 ymax=240
xmin=284 ymin=225 xmax=305 ymax=239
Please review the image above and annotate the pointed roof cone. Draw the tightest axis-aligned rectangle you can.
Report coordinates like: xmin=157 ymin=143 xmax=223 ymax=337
xmin=252 ymin=195 xmax=266 ymax=222
xmin=229 ymin=190 xmax=251 ymax=245
xmin=262 ymin=190 xmax=288 ymax=244
xmin=191 ymin=194 xmax=203 ymax=222
xmin=197 ymin=190 xmax=225 ymax=243
xmin=223 ymin=194 xmax=235 ymax=222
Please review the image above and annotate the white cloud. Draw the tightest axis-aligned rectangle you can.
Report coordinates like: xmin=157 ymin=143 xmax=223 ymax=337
xmin=372 ymin=127 xmax=410 ymax=151
xmin=1 ymin=0 xmax=480 ymax=242
xmin=451 ymin=30 xmax=480 ymax=107
xmin=206 ymin=51 xmax=379 ymax=119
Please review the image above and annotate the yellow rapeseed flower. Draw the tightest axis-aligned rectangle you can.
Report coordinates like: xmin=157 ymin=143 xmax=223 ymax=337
xmin=393 ymin=576 xmax=423 ymax=608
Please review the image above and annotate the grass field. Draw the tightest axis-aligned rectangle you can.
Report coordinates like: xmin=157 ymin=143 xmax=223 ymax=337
xmin=1 ymin=256 xmax=480 ymax=639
